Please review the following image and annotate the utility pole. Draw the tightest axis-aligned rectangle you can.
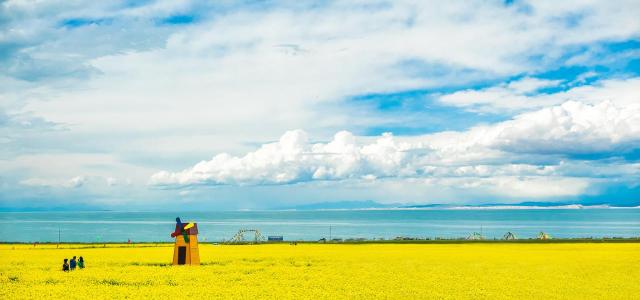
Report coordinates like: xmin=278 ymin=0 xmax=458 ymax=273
xmin=329 ymin=225 xmax=332 ymax=241
xmin=58 ymin=225 xmax=61 ymax=248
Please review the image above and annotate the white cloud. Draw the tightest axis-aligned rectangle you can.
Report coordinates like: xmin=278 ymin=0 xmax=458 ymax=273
xmin=438 ymin=77 xmax=640 ymax=113
xmin=408 ymin=99 xmax=640 ymax=166
xmin=424 ymin=100 xmax=640 ymax=159
xmin=2 ymin=153 xmax=153 ymax=183
xmin=421 ymin=176 xmax=591 ymax=198
xmin=438 ymin=77 xmax=563 ymax=112
xmin=507 ymin=77 xmax=561 ymax=93
xmin=3 ymin=3 xmax=636 ymax=142
xmin=66 ymin=176 xmax=85 ymax=188
xmin=20 ymin=175 xmax=85 ymax=188
xmin=483 ymin=101 xmax=640 ymax=155
xmin=106 ymin=177 xmax=117 ymax=186
xmin=150 ymin=130 xmax=416 ymax=186
xmin=11 ymin=2 xmax=640 ymax=149
xmin=150 ymin=100 xmax=640 ymax=198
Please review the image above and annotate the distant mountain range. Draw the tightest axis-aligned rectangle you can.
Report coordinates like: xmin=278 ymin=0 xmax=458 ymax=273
xmin=3 ymin=199 xmax=638 ymax=212
xmin=277 ymin=200 xmax=398 ymax=210
xmin=0 ymin=205 xmax=109 ymax=212
xmin=279 ymin=200 xmax=640 ymax=210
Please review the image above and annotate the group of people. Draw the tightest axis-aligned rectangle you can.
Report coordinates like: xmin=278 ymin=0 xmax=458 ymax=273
xmin=62 ymin=256 xmax=85 ymax=272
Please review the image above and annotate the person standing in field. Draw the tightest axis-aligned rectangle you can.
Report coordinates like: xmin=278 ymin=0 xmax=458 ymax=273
xmin=78 ymin=256 xmax=85 ymax=269
xmin=62 ymin=259 xmax=69 ymax=272
xmin=70 ymin=256 xmax=77 ymax=271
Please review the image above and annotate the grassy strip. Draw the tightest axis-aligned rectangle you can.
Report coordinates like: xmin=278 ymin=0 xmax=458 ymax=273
xmin=2 ymin=237 xmax=640 ymax=247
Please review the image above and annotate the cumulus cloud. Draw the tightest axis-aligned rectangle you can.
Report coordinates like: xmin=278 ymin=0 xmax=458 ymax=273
xmin=150 ymin=130 xmax=416 ymax=186
xmin=150 ymin=100 xmax=640 ymax=197
xmin=446 ymin=100 xmax=640 ymax=156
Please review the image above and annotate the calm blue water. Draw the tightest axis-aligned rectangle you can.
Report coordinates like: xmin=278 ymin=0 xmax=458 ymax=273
xmin=1 ymin=209 xmax=639 ymax=242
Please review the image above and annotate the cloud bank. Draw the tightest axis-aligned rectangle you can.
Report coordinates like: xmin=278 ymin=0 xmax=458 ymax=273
xmin=150 ymin=100 xmax=640 ymax=198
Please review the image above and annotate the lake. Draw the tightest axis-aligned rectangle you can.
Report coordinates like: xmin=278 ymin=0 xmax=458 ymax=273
xmin=1 ymin=209 xmax=639 ymax=242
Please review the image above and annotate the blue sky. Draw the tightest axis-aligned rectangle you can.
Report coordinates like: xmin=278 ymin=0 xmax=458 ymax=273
xmin=1 ymin=0 xmax=640 ymax=210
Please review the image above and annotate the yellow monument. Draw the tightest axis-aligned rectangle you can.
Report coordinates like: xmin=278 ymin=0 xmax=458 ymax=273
xmin=170 ymin=217 xmax=200 ymax=265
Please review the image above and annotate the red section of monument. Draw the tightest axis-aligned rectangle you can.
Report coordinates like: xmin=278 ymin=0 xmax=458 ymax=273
xmin=171 ymin=223 xmax=199 ymax=237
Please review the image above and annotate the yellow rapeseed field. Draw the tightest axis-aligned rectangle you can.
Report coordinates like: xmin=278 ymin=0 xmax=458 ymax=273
xmin=1 ymin=243 xmax=638 ymax=299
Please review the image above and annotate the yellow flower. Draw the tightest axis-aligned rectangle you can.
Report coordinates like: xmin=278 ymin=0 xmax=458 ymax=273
xmin=1 ymin=243 xmax=638 ymax=299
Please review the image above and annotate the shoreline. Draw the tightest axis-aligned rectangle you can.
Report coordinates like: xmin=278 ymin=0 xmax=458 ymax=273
xmin=2 ymin=237 xmax=640 ymax=245
xmin=3 ymin=206 xmax=640 ymax=213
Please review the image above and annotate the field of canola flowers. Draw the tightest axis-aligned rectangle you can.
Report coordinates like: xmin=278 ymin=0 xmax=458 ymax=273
xmin=1 ymin=242 xmax=639 ymax=299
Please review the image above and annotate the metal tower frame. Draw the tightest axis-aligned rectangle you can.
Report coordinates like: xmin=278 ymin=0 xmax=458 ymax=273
xmin=228 ymin=229 xmax=265 ymax=244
